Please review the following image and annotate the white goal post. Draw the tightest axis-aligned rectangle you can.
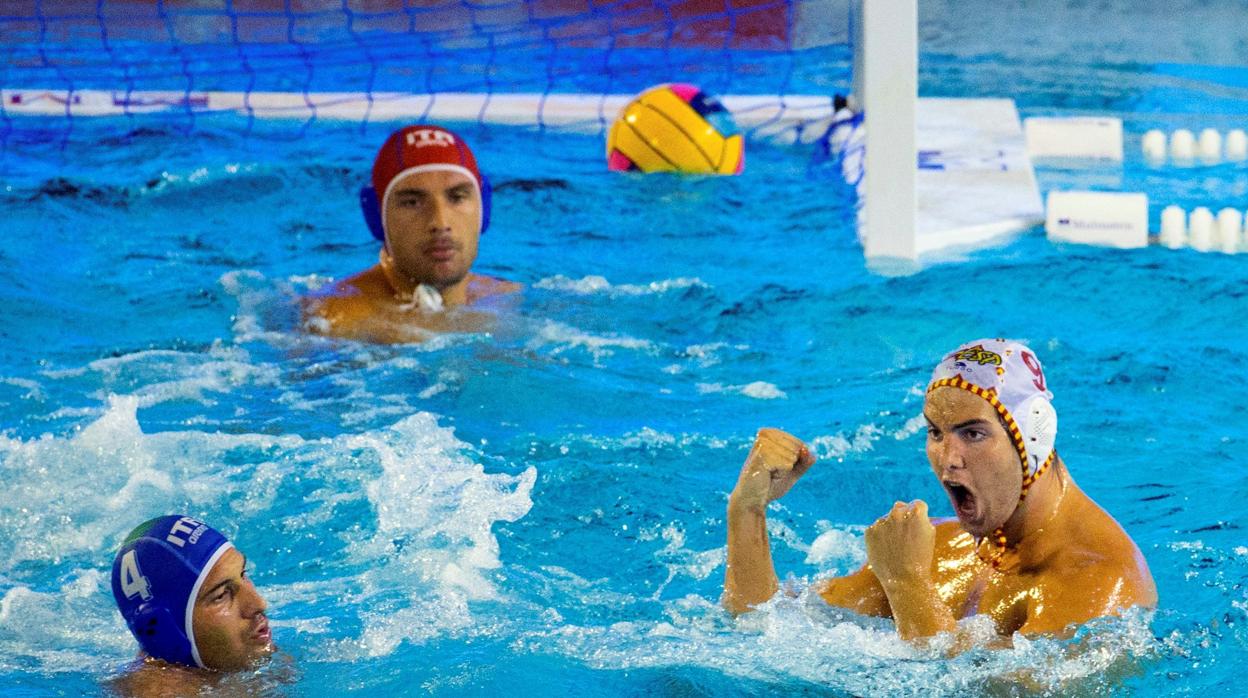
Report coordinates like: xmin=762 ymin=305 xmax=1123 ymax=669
xmin=6 ymin=0 xmax=939 ymax=261
xmin=854 ymin=0 xmax=919 ymax=261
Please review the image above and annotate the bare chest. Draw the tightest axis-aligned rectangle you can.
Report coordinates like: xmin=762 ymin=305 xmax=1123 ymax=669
xmin=374 ymin=303 xmax=495 ymax=335
xmin=935 ymin=555 xmax=1035 ymax=635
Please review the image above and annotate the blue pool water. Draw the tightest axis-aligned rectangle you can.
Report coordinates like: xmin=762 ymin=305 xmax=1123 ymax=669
xmin=4 ymin=3 xmax=1248 ymax=696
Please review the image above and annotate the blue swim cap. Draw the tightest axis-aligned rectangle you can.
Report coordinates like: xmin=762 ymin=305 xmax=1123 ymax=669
xmin=111 ymin=515 xmax=233 ymax=668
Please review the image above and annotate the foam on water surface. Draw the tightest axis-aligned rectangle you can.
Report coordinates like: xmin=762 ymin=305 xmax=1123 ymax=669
xmin=6 ymin=15 xmax=1248 ymax=689
xmin=0 ymin=389 xmax=535 ymax=675
xmin=534 ymin=275 xmax=710 ymax=297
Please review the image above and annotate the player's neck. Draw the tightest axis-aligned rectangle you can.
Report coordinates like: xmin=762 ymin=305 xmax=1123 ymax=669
xmin=439 ymin=277 xmax=471 ymax=306
xmin=1003 ymin=457 xmax=1069 ymax=550
xmin=378 ymin=249 xmax=470 ymax=307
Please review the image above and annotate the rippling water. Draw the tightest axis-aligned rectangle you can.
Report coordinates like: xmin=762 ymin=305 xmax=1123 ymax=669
xmin=4 ymin=3 xmax=1248 ymax=695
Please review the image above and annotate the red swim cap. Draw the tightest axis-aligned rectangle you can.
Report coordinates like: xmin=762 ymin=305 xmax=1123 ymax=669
xmin=371 ymin=125 xmax=484 ymax=214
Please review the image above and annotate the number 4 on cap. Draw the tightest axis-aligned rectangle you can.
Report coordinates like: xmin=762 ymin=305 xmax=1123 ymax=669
xmin=120 ymin=550 xmax=152 ymax=601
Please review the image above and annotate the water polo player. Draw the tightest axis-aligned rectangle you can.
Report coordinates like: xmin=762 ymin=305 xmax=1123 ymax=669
xmin=722 ymin=339 xmax=1156 ymax=645
xmin=306 ymin=124 xmax=519 ymax=342
xmin=111 ymin=516 xmax=273 ymax=692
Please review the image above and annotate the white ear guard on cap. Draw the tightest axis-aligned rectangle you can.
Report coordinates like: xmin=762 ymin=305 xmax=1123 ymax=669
xmin=928 ymin=338 xmax=1058 ymax=480
xmin=1017 ymin=394 xmax=1057 ymax=475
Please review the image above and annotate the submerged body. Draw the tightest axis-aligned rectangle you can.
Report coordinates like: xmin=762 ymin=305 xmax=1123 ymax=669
xmin=110 ymin=517 xmax=274 ymax=697
xmin=111 ymin=660 xmax=229 ymax=698
xmin=816 ymin=459 xmax=1155 ymax=639
xmin=307 ymin=125 xmax=519 ymax=343
xmin=309 ymin=263 xmax=518 ymax=343
xmin=723 ymin=340 xmax=1156 ymax=646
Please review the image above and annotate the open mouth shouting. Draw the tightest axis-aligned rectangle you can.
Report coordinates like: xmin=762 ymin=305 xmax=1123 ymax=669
xmin=944 ymin=480 xmax=981 ymax=527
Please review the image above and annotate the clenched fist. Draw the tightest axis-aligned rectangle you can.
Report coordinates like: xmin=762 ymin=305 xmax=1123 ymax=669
xmin=728 ymin=428 xmax=815 ymax=513
xmin=864 ymin=500 xmax=936 ymax=587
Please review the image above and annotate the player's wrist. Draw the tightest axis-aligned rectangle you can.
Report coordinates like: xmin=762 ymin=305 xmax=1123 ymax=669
xmin=728 ymin=490 xmax=767 ymax=516
xmin=875 ymin=567 xmax=935 ymax=593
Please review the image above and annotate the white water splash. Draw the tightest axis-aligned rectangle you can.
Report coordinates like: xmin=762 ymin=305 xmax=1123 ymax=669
xmin=527 ymin=319 xmax=655 ymax=363
xmin=893 ymin=413 xmax=927 ymax=440
xmin=515 ymin=573 xmax=1158 ymax=696
xmin=42 ymin=342 xmax=279 ymax=412
xmin=805 ymin=524 xmax=868 ymax=569
xmin=0 ymin=569 xmax=132 ymax=674
xmin=534 ymin=275 xmax=708 ymax=296
xmin=557 ymin=428 xmax=729 ymax=452
xmin=809 ymin=424 xmax=884 ymax=460
xmin=696 ymin=381 xmax=788 ymax=400
xmin=0 ymin=398 xmax=535 ymax=671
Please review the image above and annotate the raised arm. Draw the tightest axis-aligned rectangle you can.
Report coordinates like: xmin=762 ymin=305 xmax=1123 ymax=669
xmin=722 ymin=428 xmax=814 ymax=615
xmin=863 ymin=500 xmax=958 ymax=641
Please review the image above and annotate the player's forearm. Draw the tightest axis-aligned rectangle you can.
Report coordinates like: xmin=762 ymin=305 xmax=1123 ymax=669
xmin=877 ymin=575 xmax=957 ymax=641
xmin=722 ymin=496 xmax=779 ymax=615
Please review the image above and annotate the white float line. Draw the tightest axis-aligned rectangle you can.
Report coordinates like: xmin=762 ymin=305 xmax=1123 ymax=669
xmin=1022 ymin=118 xmax=1248 ymax=165
xmin=1142 ymin=127 xmax=1248 ymax=165
xmin=1045 ymin=189 xmax=1245 ymax=254
xmin=0 ymin=88 xmax=843 ymax=136
xmin=1158 ymin=204 xmax=1246 ymax=253
xmin=1024 ymin=116 xmax=1123 ymax=161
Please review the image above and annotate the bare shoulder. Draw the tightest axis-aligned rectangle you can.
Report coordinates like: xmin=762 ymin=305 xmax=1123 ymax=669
xmin=466 ymin=272 xmax=522 ymax=301
xmin=309 ymin=266 xmax=392 ymax=305
xmin=1060 ymin=492 xmax=1154 ymax=589
xmin=109 ymin=661 xmax=212 ymax=698
xmin=1068 ymin=491 xmax=1153 ymax=601
xmin=302 ymin=266 xmax=392 ymax=336
xmin=1020 ymin=493 xmax=1157 ymax=635
xmin=1020 ymin=555 xmax=1156 ymax=637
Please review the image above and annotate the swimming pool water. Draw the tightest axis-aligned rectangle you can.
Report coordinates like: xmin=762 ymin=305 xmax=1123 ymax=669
xmin=4 ymin=3 xmax=1248 ymax=696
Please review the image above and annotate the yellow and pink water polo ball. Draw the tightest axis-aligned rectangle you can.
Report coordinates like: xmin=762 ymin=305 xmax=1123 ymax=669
xmin=606 ymin=83 xmax=744 ymax=175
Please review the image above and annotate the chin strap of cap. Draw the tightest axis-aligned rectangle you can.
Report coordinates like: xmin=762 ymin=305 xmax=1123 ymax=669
xmin=929 ymin=375 xmax=1057 ymax=570
xmin=976 ymin=452 xmax=1056 ymax=569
